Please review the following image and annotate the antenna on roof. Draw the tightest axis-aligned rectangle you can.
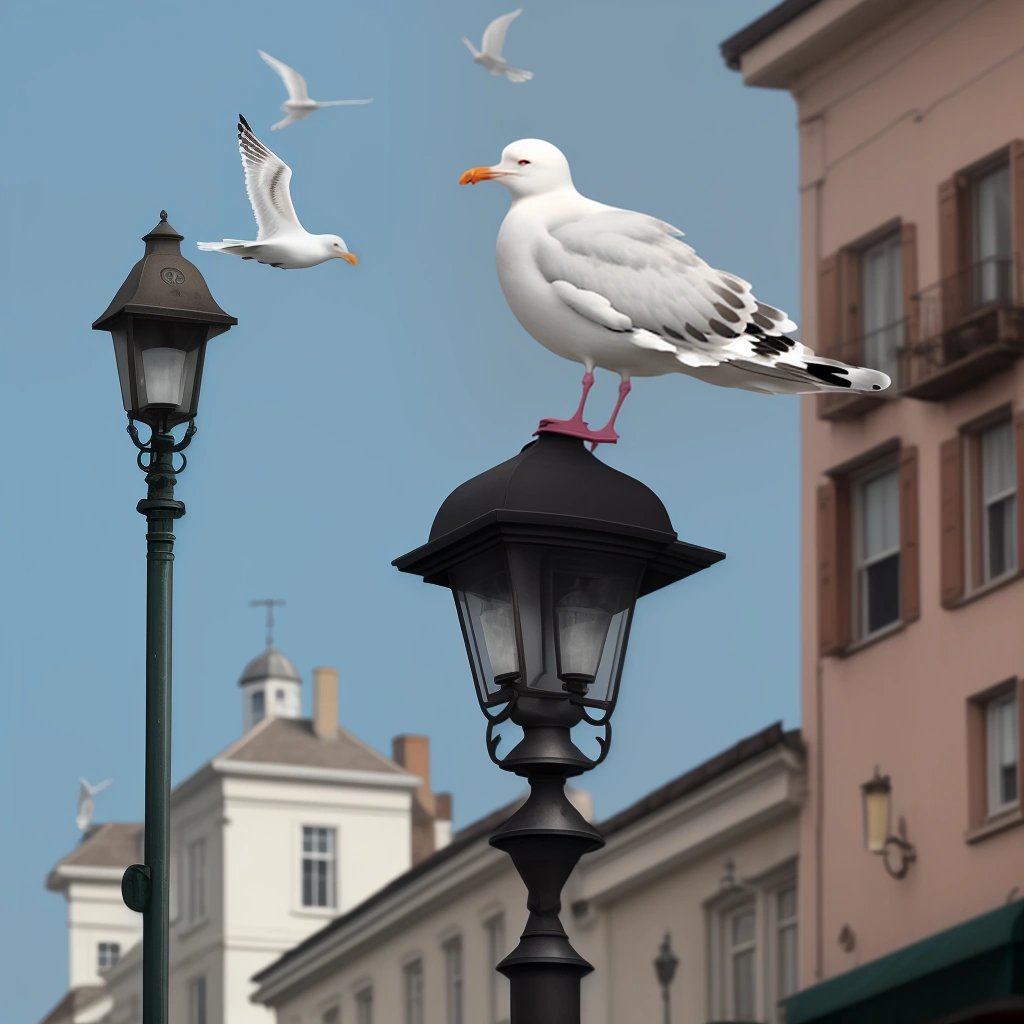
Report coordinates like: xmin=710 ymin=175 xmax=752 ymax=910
xmin=76 ymin=777 xmax=113 ymax=833
xmin=249 ymin=598 xmax=286 ymax=650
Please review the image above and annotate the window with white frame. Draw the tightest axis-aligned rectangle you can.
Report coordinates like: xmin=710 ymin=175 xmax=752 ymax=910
xmin=188 ymin=976 xmax=207 ymax=1024
xmin=986 ymin=691 xmax=1019 ymax=817
xmin=97 ymin=942 xmax=120 ymax=972
xmin=251 ymin=689 xmax=266 ymax=725
xmin=301 ymin=826 xmax=337 ymax=908
xmin=860 ymin=232 xmax=903 ymax=387
xmin=444 ymin=936 xmax=464 ymax=1024
xmin=404 ymin=960 xmax=425 ymax=1024
xmin=187 ymin=838 xmax=206 ymax=923
xmin=355 ymin=987 xmax=373 ymax=1024
xmin=854 ymin=465 xmax=901 ymax=638
xmin=971 ymin=161 xmax=1012 ymax=308
xmin=724 ymin=903 xmax=757 ymax=1020
xmin=485 ymin=913 xmax=510 ymax=1024
xmin=979 ymin=420 xmax=1018 ymax=584
xmin=775 ymin=884 xmax=799 ymax=1010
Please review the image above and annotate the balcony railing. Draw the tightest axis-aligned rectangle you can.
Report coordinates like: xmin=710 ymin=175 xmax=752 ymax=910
xmin=903 ymin=255 xmax=1024 ymax=400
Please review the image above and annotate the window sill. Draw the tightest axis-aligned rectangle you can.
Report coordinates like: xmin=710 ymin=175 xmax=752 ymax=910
xmin=952 ymin=570 xmax=1023 ymax=610
xmin=291 ymin=904 xmax=338 ymax=919
xmin=841 ymin=620 xmax=906 ymax=657
xmin=965 ymin=807 xmax=1024 ymax=844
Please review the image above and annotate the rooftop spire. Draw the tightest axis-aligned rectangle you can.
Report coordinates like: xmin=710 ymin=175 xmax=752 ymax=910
xmin=249 ymin=598 xmax=287 ymax=650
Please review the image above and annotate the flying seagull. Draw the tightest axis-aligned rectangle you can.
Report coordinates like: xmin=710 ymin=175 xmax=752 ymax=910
xmin=460 ymin=139 xmax=890 ymax=445
xmin=463 ymin=9 xmax=533 ymax=83
xmin=258 ymin=50 xmax=372 ymax=130
xmin=76 ymin=777 xmax=112 ymax=833
xmin=198 ymin=115 xmax=357 ymax=270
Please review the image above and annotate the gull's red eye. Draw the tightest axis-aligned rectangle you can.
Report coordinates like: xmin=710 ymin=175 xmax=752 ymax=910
xmin=518 ymin=159 xmax=531 ymax=166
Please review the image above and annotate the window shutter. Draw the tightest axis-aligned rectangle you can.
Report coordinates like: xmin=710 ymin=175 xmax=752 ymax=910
xmin=940 ymin=436 xmax=965 ymax=606
xmin=899 ymin=446 xmax=920 ymax=623
xmin=818 ymin=253 xmax=841 ymax=358
xmin=1016 ymin=410 xmax=1024 ymax=573
xmin=839 ymin=248 xmax=862 ymax=365
xmin=1011 ymin=141 xmax=1024 ymax=302
xmin=900 ymin=222 xmax=918 ymax=353
xmin=938 ymin=177 xmax=965 ymax=328
xmin=817 ymin=481 xmax=851 ymax=655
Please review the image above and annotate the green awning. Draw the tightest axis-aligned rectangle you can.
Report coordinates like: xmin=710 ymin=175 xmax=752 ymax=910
xmin=784 ymin=901 xmax=1024 ymax=1024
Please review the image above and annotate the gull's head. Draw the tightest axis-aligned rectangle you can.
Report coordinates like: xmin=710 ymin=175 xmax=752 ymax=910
xmin=459 ymin=139 xmax=574 ymax=198
xmin=324 ymin=235 xmax=358 ymax=266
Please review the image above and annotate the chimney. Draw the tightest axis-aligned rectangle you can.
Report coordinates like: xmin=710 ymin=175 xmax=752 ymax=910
xmin=312 ymin=666 xmax=339 ymax=740
xmin=392 ymin=734 xmax=439 ymax=864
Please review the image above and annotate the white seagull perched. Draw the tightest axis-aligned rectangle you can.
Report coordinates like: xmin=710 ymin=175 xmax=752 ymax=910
xmin=198 ymin=115 xmax=357 ymax=270
xmin=76 ymin=777 xmax=112 ymax=833
xmin=460 ymin=139 xmax=890 ymax=445
xmin=463 ymin=9 xmax=533 ymax=83
xmin=258 ymin=50 xmax=372 ymax=130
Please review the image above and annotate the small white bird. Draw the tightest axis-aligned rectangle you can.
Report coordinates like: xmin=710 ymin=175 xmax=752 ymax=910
xmin=463 ymin=9 xmax=533 ymax=83
xmin=258 ymin=50 xmax=372 ymax=130
xmin=198 ymin=115 xmax=357 ymax=270
xmin=460 ymin=139 xmax=890 ymax=444
xmin=76 ymin=777 xmax=112 ymax=833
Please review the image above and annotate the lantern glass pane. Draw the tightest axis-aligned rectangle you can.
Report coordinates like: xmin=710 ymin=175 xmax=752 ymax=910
xmin=452 ymin=551 xmax=519 ymax=708
xmin=862 ymin=780 xmax=891 ymax=853
xmin=128 ymin=320 xmax=206 ymax=427
xmin=111 ymin=329 xmax=133 ymax=412
xmin=139 ymin=346 xmax=187 ymax=408
xmin=554 ymin=570 xmax=635 ymax=683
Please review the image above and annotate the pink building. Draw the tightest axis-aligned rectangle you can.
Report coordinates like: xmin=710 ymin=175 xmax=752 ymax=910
xmin=723 ymin=1 xmax=1024 ymax=1021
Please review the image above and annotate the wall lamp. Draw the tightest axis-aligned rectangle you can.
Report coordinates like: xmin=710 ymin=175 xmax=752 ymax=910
xmin=861 ymin=767 xmax=917 ymax=879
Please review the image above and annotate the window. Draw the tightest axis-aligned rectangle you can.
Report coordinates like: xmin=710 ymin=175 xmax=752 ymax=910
xmin=321 ymin=1007 xmax=340 ymax=1024
xmin=97 ymin=942 xmax=120 ymax=972
xmin=404 ymin=960 xmax=424 ymax=1024
xmin=725 ymin=904 xmax=757 ymax=1020
xmin=444 ymin=936 xmax=464 ymax=1024
xmin=776 ymin=885 xmax=798 ymax=1006
xmin=355 ymin=988 xmax=374 ymax=1024
xmin=978 ymin=420 xmax=1018 ymax=583
xmin=188 ymin=976 xmax=207 ymax=1024
xmin=860 ymin=232 xmax=903 ymax=386
xmin=971 ymin=162 xmax=1012 ymax=308
xmin=854 ymin=466 xmax=901 ymax=638
xmin=251 ymin=690 xmax=266 ymax=725
xmin=987 ymin=691 xmax=1019 ymax=817
xmin=187 ymin=838 xmax=206 ymax=922
xmin=485 ymin=914 xmax=510 ymax=1024
xmin=302 ymin=826 xmax=337 ymax=908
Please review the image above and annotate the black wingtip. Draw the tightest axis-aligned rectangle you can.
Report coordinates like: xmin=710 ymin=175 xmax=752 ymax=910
xmin=239 ymin=113 xmax=251 ymax=131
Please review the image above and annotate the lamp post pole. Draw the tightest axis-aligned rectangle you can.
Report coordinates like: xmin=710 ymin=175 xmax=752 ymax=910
xmin=93 ymin=213 xmax=236 ymax=1024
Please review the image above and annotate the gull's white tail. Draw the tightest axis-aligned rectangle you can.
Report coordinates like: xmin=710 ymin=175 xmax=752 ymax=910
xmin=317 ymin=98 xmax=373 ymax=107
xmin=504 ymin=66 xmax=533 ymax=83
xmin=197 ymin=239 xmax=253 ymax=256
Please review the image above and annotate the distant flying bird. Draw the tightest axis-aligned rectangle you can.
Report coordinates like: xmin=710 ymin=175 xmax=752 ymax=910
xmin=76 ymin=777 xmax=112 ymax=833
xmin=459 ymin=139 xmax=890 ymax=445
xmin=198 ymin=115 xmax=358 ymax=270
xmin=258 ymin=50 xmax=372 ymax=130
xmin=462 ymin=9 xmax=533 ymax=83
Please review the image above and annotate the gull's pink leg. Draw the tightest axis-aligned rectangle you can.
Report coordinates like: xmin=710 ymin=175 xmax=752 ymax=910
xmin=536 ymin=372 xmax=602 ymax=440
xmin=588 ymin=379 xmax=632 ymax=451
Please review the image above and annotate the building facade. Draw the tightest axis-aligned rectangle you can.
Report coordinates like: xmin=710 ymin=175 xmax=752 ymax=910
xmin=251 ymin=724 xmax=805 ymax=1024
xmin=723 ymin=1 xmax=1024 ymax=1019
xmin=42 ymin=649 xmax=452 ymax=1024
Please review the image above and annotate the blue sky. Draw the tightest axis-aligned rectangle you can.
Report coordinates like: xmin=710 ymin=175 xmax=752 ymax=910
xmin=1 ymin=1 xmax=798 ymax=1018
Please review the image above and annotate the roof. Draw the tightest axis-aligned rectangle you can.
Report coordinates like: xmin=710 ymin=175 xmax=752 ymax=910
xmin=222 ymin=717 xmax=408 ymax=775
xmin=39 ymin=985 xmax=107 ymax=1024
xmin=720 ymin=0 xmax=824 ymax=69
xmin=239 ymin=647 xmax=301 ymax=687
xmin=253 ymin=720 xmax=802 ymax=987
xmin=47 ymin=823 xmax=142 ymax=887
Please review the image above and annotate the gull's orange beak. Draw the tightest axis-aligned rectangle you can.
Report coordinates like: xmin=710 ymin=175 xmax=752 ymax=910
xmin=340 ymin=251 xmax=358 ymax=266
xmin=459 ymin=166 xmax=504 ymax=185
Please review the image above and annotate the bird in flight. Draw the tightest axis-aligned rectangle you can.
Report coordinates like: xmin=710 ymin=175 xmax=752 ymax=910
xmin=198 ymin=115 xmax=357 ymax=270
xmin=462 ymin=9 xmax=533 ymax=83
xmin=258 ymin=49 xmax=372 ymax=130
xmin=460 ymin=139 xmax=890 ymax=445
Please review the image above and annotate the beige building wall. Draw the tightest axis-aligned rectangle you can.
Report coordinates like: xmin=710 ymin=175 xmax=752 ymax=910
xmin=728 ymin=0 xmax=1024 ymax=989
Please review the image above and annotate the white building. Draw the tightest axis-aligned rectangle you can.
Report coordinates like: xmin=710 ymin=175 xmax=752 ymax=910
xmin=251 ymin=723 xmax=805 ymax=1024
xmin=42 ymin=647 xmax=453 ymax=1024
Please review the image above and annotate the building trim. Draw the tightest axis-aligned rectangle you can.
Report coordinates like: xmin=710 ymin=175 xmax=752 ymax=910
xmin=720 ymin=0 xmax=824 ymax=69
xmin=211 ymin=758 xmax=422 ymax=791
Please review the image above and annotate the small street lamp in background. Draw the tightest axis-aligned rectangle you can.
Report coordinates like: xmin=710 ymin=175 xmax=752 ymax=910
xmin=395 ymin=432 xmax=724 ymax=1024
xmin=654 ymin=932 xmax=680 ymax=1024
xmin=93 ymin=212 xmax=236 ymax=1024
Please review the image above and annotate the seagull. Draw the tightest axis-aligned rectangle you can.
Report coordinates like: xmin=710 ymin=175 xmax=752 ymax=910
xmin=76 ymin=777 xmax=112 ymax=833
xmin=198 ymin=115 xmax=357 ymax=270
xmin=459 ymin=139 xmax=891 ymax=445
xmin=258 ymin=50 xmax=372 ymax=130
xmin=463 ymin=9 xmax=533 ymax=83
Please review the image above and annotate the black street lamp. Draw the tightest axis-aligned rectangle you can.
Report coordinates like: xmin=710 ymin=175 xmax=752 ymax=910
xmin=654 ymin=932 xmax=680 ymax=1024
xmin=92 ymin=212 xmax=236 ymax=1024
xmin=395 ymin=432 xmax=723 ymax=1024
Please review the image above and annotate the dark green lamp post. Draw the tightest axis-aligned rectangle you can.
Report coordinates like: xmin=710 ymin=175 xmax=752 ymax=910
xmin=93 ymin=212 xmax=236 ymax=1024
xmin=395 ymin=432 xmax=723 ymax=1024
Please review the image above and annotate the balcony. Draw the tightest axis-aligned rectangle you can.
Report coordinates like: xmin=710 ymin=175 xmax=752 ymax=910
xmin=903 ymin=256 xmax=1024 ymax=401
